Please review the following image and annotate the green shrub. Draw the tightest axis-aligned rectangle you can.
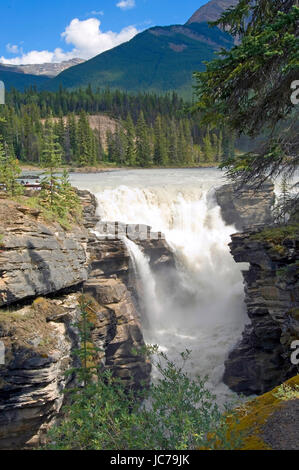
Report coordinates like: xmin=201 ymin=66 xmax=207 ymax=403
xmin=44 ymin=299 xmax=242 ymax=450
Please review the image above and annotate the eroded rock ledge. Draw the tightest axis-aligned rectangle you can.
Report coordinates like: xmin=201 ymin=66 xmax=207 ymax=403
xmin=224 ymin=227 xmax=299 ymax=395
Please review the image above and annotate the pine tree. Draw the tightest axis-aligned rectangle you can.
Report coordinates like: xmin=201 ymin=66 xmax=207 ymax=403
xmin=77 ymin=111 xmax=92 ymax=167
xmin=177 ymin=121 xmax=188 ymax=165
xmin=135 ymin=112 xmax=152 ymax=167
xmin=56 ymin=169 xmax=82 ymax=220
xmin=56 ymin=116 xmax=66 ymax=159
xmin=216 ymin=130 xmax=223 ymax=162
xmin=203 ymin=129 xmax=214 ymax=162
xmin=111 ymin=125 xmax=127 ymax=165
xmin=168 ymin=119 xmax=178 ymax=165
xmin=125 ymin=114 xmax=136 ymax=166
xmin=0 ymin=134 xmax=22 ymax=196
xmin=183 ymin=119 xmax=194 ymax=165
xmin=68 ymin=113 xmax=78 ymax=163
xmin=153 ymin=115 xmax=168 ymax=166
xmin=41 ymin=123 xmax=62 ymax=208
xmin=221 ymin=128 xmax=235 ymax=161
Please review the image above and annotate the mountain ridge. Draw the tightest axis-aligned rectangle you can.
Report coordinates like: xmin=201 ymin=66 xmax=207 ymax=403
xmin=0 ymin=58 xmax=85 ymax=78
xmin=1 ymin=1 xmax=237 ymax=97
xmin=186 ymin=0 xmax=239 ymax=24
xmin=46 ymin=21 xmax=233 ymax=98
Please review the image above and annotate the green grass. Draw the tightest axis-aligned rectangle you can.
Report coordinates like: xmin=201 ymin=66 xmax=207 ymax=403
xmin=13 ymin=194 xmax=82 ymax=230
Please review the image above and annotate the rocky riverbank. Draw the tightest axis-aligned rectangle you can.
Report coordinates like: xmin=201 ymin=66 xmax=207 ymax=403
xmin=223 ymin=225 xmax=299 ymax=395
xmin=215 ymin=180 xmax=298 ymax=396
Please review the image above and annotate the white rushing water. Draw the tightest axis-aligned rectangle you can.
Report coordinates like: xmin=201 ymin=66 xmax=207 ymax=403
xmin=71 ymin=169 xmax=249 ymax=404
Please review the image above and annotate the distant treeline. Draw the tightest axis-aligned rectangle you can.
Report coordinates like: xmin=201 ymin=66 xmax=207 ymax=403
xmin=0 ymin=86 xmax=236 ymax=167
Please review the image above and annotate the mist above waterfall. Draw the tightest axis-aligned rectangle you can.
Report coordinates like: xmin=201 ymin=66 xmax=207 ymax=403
xmin=71 ymin=169 xmax=249 ymax=404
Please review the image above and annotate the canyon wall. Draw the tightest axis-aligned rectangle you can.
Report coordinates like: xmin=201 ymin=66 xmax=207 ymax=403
xmin=216 ymin=181 xmax=298 ymax=395
xmin=0 ymin=179 xmax=296 ymax=448
xmin=223 ymin=227 xmax=299 ymax=395
xmin=0 ymin=191 xmax=171 ymax=449
xmin=215 ymin=181 xmax=275 ymax=231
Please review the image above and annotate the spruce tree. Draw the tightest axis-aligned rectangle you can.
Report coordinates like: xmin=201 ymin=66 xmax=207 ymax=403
xmin=125 ymin=114 xmax=136 ymax=166
xmin=41 ymin=123 xmax=62 ymax=208
xmin=68 ymin=113 xmax=78 ymax=164
xmin=135 ymin=111 xmax=152 ymax=167
xmin=153 ymin=115 xmax=168 ymax=166
xmin=0 ymin=134 xmax=22 ymax=196
xmin=177 ymin=121 xmax=188 ymax=165
xmin=77 ymin=111 xmax=93 ymax=167
xmin=202 ymin=129 xmax=213 ymax=162
xmin=168 ymin=119 xmax=178 ymax=165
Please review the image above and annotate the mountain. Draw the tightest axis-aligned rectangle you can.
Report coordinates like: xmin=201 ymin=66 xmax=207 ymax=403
xmin=0 ymin=59 xmax=85 ymax=77
xmin=0 ymin=59 xmax=85 ymax=92
xmin=187 ymin=0 xmax=240 ymax=24
xmin=47 ymin=22 xmax=233 ymax=98
xmin=0 ymin=69 xmax=50 ymax=92
xmin=1 ymin=1 xmax=237 ymax=97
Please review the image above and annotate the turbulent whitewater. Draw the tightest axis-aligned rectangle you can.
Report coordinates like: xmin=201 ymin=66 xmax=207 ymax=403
xmin=71 ymin=169 xmax=248 ymax=404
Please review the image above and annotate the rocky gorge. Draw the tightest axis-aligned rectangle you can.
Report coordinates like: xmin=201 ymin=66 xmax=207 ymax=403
xmin=0 ymin=189 xmax=173 ymax=449
xmin=0 ymin=179 xmax=298 ymax=449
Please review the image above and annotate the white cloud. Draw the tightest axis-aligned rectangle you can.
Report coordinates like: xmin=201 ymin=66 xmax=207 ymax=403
xmin=0 ymin=48 xmax=76 ymax=65
xmin=116 ymin=0 xmax=136 ymax=11
xmin=6 ymin=44 xmax=20 ymax=54
xmin=86 ymin=10 xmax=104 ymax=17
xmin=0 ymin=18 xmax=139 ymax=65
xmin=62 ymin=18 xmax=138 ymax=59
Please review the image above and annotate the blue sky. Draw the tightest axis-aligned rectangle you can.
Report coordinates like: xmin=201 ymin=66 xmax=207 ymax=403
xmin=0 ymin=0 xmax=208 ymax=65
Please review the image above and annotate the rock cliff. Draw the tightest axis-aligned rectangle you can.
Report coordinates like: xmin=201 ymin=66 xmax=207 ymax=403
xmin=0 ymin=190 xmax=173 ymax=448
xmin=224 ymin=225 xmax=299 ymax=395
xmin=215 ymin=181 xmax=275 ymax=231
xmin=0 ymin=199 xmax=88 ymax=305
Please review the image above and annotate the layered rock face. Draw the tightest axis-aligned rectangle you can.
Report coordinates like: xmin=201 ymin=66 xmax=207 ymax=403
xmin=215 ymin=181 xmax=275 ymax=231
xmin=84 ymin=233 xmax=152 ymax=389
xmin=224 ymin=228 xmax=299 ymax=395
xmin=0 ymin=190 xmax=169 ymax=448
xmin=0 ymin=199 xmax=88 ymax=305
xmin=0 ymin=295 xmax=80 ymax=449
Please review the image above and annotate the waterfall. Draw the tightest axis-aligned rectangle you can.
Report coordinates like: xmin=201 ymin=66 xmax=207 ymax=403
xmin=123 ymin=237 xmax=162 ymax=327
xmin=95 ymin=183 xmax=248 ymax=404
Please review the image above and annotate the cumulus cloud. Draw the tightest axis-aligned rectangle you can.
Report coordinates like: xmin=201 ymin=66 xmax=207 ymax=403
xmin=0 ymin=18 xmax=139 ymax=65
xmin=116 ymin=0 xmax=136 ymax=10
xmin=62 ymin=18 xmax=138 ymax=59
